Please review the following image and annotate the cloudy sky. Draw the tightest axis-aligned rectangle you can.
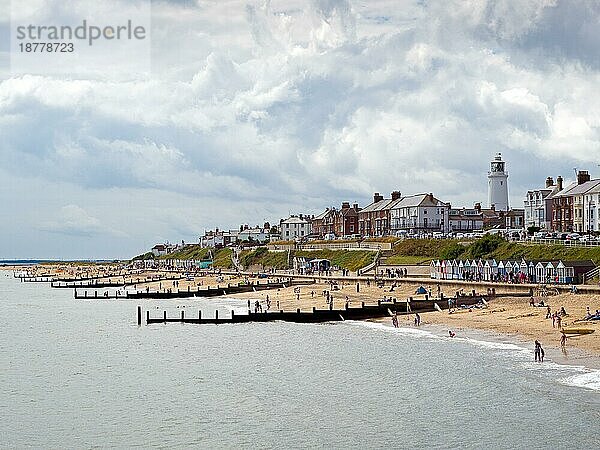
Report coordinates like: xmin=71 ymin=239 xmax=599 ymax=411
xmin=1 ymin=0 xmax=599 ymax=259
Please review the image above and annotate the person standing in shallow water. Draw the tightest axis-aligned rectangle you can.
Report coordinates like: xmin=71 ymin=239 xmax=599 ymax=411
xmin=534 ymin=340 xmax=544 ymax=362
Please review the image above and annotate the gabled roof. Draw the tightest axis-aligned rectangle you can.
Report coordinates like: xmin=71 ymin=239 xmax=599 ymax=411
xmin=360 ymin=198 xmax=396 ymax=213
xmin=390 ymin=193 xmax=446 ymax=209
xmin=563 ymin=179 xmax=600 ymax=197
xmin=547 ymin=182 xmax=577 ymax=199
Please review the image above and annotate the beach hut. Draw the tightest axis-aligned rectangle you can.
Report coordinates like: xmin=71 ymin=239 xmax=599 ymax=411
xmin=497 ymin=260 xmax=505 ymax=277
xmin=435 ymin=260 xmax=442 ymax=279
xmin=458 ymin=260 xmax=465 ymax=279
xmin=528 ymin=261 xmax=536 ymax=282
xmin=556 ymin=261 xmax=566 ymax=284
xmin=545 ymin=262 xmax=556 ymax=283
xmin=535 ymin=262 xmax=545 ymax=283
xmin=463 ymin=260 xmax=471 ymax=278
xmin=430 ymin=260 xmax=437 ymax=279
xmin=450 ymin=260 xmax=459 ymax=279
xmin=483 ymin=260 xmax=492 ymax=281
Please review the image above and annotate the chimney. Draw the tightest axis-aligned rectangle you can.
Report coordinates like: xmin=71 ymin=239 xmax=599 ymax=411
xmin=474 ymin=202 xmax=481 ymax=212
xmin=341 ymin=202 xmax=350 ymax=209
xmin=557 ymin=176 xmax=563 ymax=191
xmin=577 ymin=170 xmax=590 ymax=185
xmin=545 ymin=177 xmax=554 ymax=188
xmin=353 ymin=203 xmax=359 ymax=212
xmin=299 ymin=214 xmax=303 ymax=220
xmin=491 ymin=204 xmax=496 ymax=211
xmin=373 ymin=192 xmax=384 ymax=203
xmin=428 ymin=193 xmax=434 ymax=201
xmin=391 ymin=191 xmax=401 ymax=201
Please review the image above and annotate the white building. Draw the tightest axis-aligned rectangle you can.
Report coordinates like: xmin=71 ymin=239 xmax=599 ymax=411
xmin=488 ymin=153 xmax=509 ymax=211
xmin=389 ymin=193 xmax=450 ymax=234
xmin=524 ymin=177 xmax=559 ymax=229
xmin=279 ymin=215 xmax=312 ymax=241
xmin=200 ymin=229 xmax=239 ymax=248
xmin=583 ymin=183 xmax=600 ymax=232
xmin=237 ymin=226 xmax=270 ymax=244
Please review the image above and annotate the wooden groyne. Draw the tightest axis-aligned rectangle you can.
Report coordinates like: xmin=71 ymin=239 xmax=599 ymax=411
xmin=76 ymin=279 xmax=313 ymax=300
xmin=140 ymin=293 xmax=486 ymax=325
xmin=52 ymin=274 xmax=186 ymax=288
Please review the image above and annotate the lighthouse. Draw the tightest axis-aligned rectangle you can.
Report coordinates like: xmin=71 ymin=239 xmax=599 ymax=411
xmin=488 ymin=153 xmax=509 ymax=211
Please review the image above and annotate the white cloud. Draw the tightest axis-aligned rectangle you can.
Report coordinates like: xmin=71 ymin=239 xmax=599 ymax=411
xmin=1 ymin=0 xmax=599 ymax=257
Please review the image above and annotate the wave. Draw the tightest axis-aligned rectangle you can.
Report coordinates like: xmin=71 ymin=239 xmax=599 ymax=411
xmin=347 ymin=320 xmax=600 ymax=392
xmin=561 ymin=371 xmax=600 ymax=391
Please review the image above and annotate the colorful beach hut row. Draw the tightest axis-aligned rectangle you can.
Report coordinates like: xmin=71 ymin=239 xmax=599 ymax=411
xmin=429 ymin=259 xmax=595 ymax=284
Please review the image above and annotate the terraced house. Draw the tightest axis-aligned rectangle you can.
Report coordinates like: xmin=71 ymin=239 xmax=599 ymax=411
xmin=389 ymin=193 xmax=450 ymax=234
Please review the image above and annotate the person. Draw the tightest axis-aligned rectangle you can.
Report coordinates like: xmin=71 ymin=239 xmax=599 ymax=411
xmin=415 ymin=312 xmax=421 ymax=326
xmin=546 ymin=306 xmax=551 ymax=319
xmin=540 ymin=345 xmax=545 ymax=362
xmin=534 ymin=340 xmax=541 ymax=362
xmin=560 ymin=306 xmax=567 ymax=316
xmin=556 ymin=314 xmax=562 ymax=329
xmin=529 ymin=297 xmax=535 ymax=306
xmin=560 ymin=333 xmax=567 ymax=348
xmin=448 ymin=330 xmax=456 ymax=338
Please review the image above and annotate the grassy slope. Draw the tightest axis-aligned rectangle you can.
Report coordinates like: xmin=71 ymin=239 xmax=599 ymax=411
xmin=385 ymin=238 xmax=600 ymax=264
xmin=294 ymin=249 xmax=376 ymax=272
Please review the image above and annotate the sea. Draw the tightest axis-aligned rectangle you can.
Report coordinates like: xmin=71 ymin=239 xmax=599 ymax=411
xmin=2 ymin=272 xmax=599 ymax=449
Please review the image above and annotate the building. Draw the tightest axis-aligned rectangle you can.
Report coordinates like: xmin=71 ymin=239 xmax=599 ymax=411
xmin=279 ymin=215 xmax=312 ymax=241
xmin=547 ymin=172 xmax=600 ymax=232
xmin=151 ymin=244 xmax=167 ymax=257
xmin=237 ymin=224 xmax=271 ymax=244
xmin=488 ymin=153 xmax=509 ymax=211
xmin=569 ymin=172 xmax=600 ymax=233
xmin=448 ymin=207 xmax=484 ymax=232
xmin=524 ymin=177 xmax=559 ymax=229
xmin=389 ymin=193 xmax=450 ymax=234
xmin=583 ymin=183 xmax=600 ymax=232
xmin=549 ymin=176 xmax=576 ymax=232
xmin=311 ymin=209 xmax=335 ymax=238
xmin=200 ymin=229 xmax=239 ymax=248
xmin=504 ymin=209 xmax=525 ymax=229
xmin=358 ymin=191 xmax=401 ymax=237
xmin=332 ymin=202 xmax=360 ymax=237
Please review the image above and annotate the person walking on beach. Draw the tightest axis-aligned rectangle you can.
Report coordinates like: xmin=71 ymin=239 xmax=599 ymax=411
xmin=560 ymin=333 xmax=567 ymax=348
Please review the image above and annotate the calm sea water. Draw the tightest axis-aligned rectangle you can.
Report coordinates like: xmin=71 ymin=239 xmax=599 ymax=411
xmin=2 ymin=273 xmax=600 ymax=449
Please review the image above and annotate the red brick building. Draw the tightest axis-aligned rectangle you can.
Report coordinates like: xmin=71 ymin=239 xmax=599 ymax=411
xmin=358 ymin=191 xmax=401 ymax=237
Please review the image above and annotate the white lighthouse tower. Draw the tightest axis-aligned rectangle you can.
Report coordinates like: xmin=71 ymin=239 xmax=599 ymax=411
xmin=488 ymin=153 xmax=509 ymax=211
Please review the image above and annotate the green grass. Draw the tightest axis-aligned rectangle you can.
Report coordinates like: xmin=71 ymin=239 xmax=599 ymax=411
xmin=294 ymin=249 xmax=376 ymax=272
xmin=212 ymin=248 xmax=233 ymax=268
xmin=240 ymin=247 xmax=289 ymax=269
xmin=158 ymin=245 xmax=212 ymax=260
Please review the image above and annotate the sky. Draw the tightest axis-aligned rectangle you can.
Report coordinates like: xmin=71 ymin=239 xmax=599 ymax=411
xmin=0 ymin=0 xmax=599 ymax=259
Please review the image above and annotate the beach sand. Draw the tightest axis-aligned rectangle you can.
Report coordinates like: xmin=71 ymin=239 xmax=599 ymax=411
xmin=5 ymin=264 xmax=600 ymax=364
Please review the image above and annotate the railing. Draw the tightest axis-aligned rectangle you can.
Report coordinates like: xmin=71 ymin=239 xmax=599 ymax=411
xmin=583 ymin=266 xmax=600 ymax=283
xmin=511 ymin=238 xmax=600 ymax=248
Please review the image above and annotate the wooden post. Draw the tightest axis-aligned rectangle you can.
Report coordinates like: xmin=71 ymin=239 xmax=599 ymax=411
xmin=231 ymin=310 xmax=235 ymax=320
xmin=312 ymin=307 xmax=316 ymax=313
xmin=356 ymin=282 xmax=360 ymax=293
xmin=94 ymin=291 xmax=98 ymax=298
xmin=137 ymin=306 xmax=141 ymax=325
xmin=297 ymin=308 xmax=300 ymax=314
xmin=199 ymin=310 xmax=202 ymax=320
xmin=361 ymin=301 xmax=365 ymax=308
xmin=146 ymin=310 xmax=149 ymax=323
xmin=181 ymin=310 xmax=184 ymax=321
xmin=163 ymin=310 xmax=167 ymax=322
xmin=215 ymin=310 xmax=219 ymax=320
